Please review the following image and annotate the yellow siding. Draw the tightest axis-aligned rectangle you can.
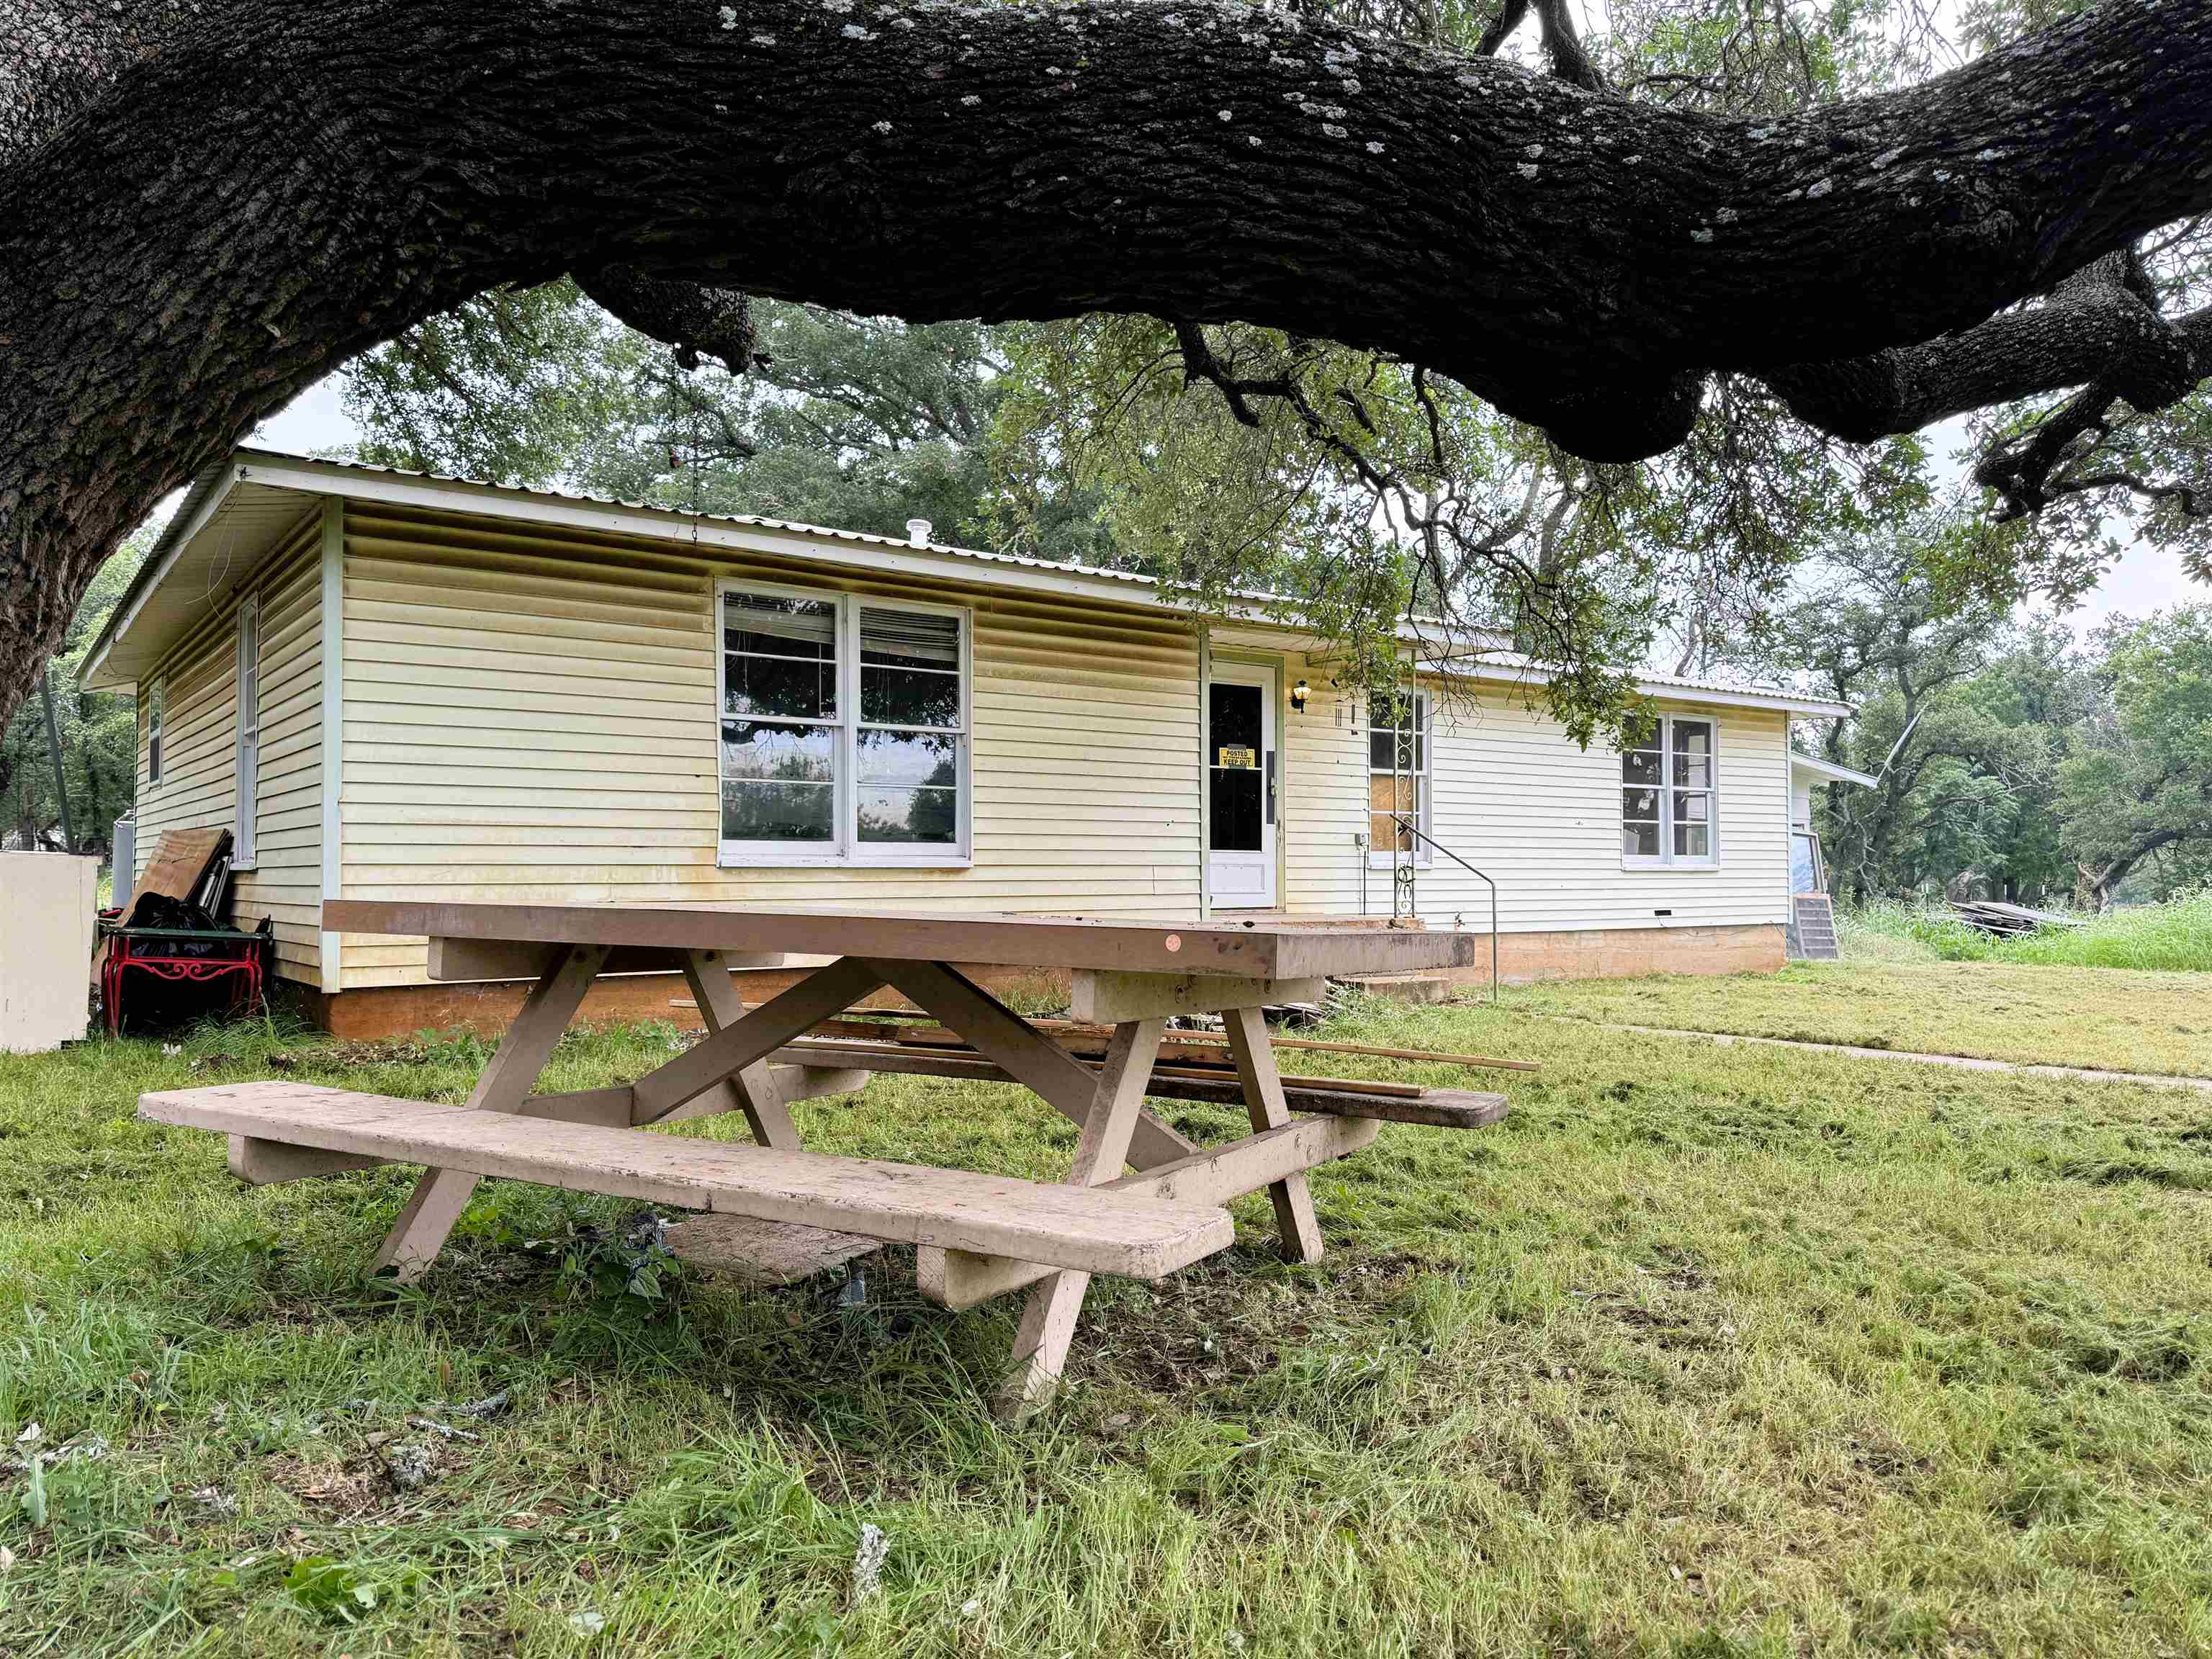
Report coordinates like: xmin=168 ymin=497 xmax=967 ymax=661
xmin=133 ymin=516 xmax=324 ymax=981
xmin=336 ymin=506 xmax=1203 ymax=986
xmin=1281 ymin=660 xmax=1791 ymax=930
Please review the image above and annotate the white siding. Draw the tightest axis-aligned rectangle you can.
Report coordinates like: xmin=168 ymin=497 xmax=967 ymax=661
xmin=1279 ymin=659 xmax=1791 ymax=932
xmin=336 ymin=505 xmax=1203 ymax=986
xmin=132 ymin=514 xmax=325 ymax=981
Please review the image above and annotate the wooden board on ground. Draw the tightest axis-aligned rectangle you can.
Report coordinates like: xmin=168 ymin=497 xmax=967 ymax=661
xmin=768 ymin=1039 xmax=1511 ymax=1128
xmin=325 ymin=900 xmax=1483 ymax=981
xmin=140 ymin=1080 xmax=1236 ymax=1280
xmin=814 ymin=1017 xmax=1540 ymax=1074
xmin=663 ymin=1215 xmax=881 ymax=1286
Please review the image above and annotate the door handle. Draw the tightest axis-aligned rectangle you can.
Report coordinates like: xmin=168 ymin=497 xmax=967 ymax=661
xmin=1265 ymin=748 xmax=1277 ymax=826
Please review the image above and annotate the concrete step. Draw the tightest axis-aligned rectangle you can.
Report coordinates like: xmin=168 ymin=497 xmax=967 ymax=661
xmin=1337 ymin=973 xmax=1452 ymax=1004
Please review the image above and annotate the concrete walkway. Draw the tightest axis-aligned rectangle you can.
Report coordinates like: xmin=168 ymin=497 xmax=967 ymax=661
xmin=1532 ymin=1015 xmax=2212 ymax=1094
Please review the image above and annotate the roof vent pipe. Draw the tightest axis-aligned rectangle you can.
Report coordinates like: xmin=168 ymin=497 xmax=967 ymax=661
xmin=905 ymin=518 xmax=932 ymax=548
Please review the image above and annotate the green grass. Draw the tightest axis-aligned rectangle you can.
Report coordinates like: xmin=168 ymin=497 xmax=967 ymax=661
xmin=1839 ymin=889 xmax=2212 ymax=973
xmin=5 ymin=988 xmax=2212 ymax=1655
xmin=1505 ymin=956 xmax=2212 ymax=1077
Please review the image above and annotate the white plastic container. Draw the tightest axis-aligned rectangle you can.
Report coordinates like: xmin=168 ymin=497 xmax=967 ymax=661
xmin=0 ymin=852 xmax=99 ymax=1052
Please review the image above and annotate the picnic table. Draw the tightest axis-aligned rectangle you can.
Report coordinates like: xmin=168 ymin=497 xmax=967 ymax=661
xmin=142 ymin=901 xmax=1509 ymax=1414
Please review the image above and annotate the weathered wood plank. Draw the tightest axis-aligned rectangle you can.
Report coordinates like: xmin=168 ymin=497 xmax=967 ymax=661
xmin=141 ymin=1082 xmax=1236 ymax=1280
xmin=1069 ymin=972 xmax=1329 ymax=1024
xmin=850 ymin=1018 xmax=1542 ymax=1074
xmin=868 ymin=960 xmax=1200 ymax=1171
xmin=1225 ymin=1004 xmax=1323 ymax=1262
xmin=767 ymin=1040 xmax=1509 ymax=1128
xmin=228 ymin=1136 xmax=385 ymax=1184
xmin=668 ymin=949 xmax=797 ymax=1146
xmin=627 ymin=957 xmax=884 ymax=1123
xmin=428 ymin=935 xmax=796 ymax=982
xmin=998 ymin=1018 xmax=1167 ymax=1417
xmin=918 ymin=1116 xmax=1382 ymax=1310
xmin=374 ymin=943 xmax=608 ymax=1280
xmin=325 ymin=899 xmax=1481 ymax=979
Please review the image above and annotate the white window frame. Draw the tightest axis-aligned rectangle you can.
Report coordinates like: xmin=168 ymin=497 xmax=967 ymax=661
xmin=714 ymin=580 xmax=973 ymax=868
xmin=1367 ymin=691 xmax=1433 ymax=870
xmin=1622 ymin=714 xmax=1720 ymax=869
xmin=233 ymin=596 xmax=261 ymax=869
xmin=146 ymin=676 xmax=165 ymax=788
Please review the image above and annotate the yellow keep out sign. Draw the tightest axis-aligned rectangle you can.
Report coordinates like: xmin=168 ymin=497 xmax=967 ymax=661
xmin=1217 ymin=745 xmax=1257 ymax=768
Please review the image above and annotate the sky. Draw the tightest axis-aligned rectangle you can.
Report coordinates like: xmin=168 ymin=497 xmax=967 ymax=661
xmin=246 ymin=369 xmax=2209 ymax=644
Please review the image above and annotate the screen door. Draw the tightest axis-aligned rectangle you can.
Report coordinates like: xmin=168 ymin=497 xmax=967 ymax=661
xmin=1207 ymin=664 xmax=1277 ymax=907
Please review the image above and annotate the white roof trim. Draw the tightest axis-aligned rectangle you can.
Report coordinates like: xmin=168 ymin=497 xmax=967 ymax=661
xmin=91 ymin=445 xmax=1854 ymax=719
xmin=228 ymin=450 xmax=1253 ymax=617
xmin=1790 ymin=752 xmax=1880 ymax=788
xmin=78 ymin=459 xmax=240 ymax=687
xmin=1424 ymin=655 xmax=1854 ymax=718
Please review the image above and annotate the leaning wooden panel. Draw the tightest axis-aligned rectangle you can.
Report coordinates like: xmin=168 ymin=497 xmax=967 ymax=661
xmin=326 ymin=899 xmax=1483 ymax=979
xmin=140 ymin=1082 xmax=1236 ymax=1280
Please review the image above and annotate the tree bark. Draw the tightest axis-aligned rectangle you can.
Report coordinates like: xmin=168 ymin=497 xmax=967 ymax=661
xmin=6 ymin=0 xmax=2212 ymax=729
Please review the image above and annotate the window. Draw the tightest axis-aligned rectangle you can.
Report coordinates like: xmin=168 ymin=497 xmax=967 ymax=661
xmin=234 ymin=597 xmax=261 ymax=867
xmin=1622 ymin=715 xmax=1717 ymax=865
xmin=1367 ymin=691 xmax=1430 ymax=866
xmin=716 ymin=584 xmax=968 ymax=865
xmin=146 ymin=678 xmax=164 ymax=787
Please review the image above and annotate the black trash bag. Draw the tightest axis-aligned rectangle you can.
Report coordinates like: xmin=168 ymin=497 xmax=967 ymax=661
xmin=130 ymin=890 xmax=222 ymax=949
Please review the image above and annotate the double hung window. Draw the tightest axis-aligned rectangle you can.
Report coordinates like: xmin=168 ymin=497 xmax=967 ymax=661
xmin=717 ymin=584 xmax=970 ymax=865
xmin=1622 ymin=715 xmax=1717 ymax=865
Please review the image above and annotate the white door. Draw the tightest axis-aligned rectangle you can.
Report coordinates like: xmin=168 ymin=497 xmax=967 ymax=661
xmin=1207 ymin=663 xmax=1278 ymax=909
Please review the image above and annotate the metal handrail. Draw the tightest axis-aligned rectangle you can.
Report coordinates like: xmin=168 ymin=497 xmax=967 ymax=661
xmin=1388 ymin=811 xmax=1500 ymax=1005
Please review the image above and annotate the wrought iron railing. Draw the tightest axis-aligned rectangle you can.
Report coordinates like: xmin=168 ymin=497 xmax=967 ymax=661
xmin=1385 ymin=811 xmax=1500 ymax=1006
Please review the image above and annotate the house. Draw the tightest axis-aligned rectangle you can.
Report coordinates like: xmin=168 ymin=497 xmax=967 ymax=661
xmin=81 ymin=447 xmax=1855 ymax=1035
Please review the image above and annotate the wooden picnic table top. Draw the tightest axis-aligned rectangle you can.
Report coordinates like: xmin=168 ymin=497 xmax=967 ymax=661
xmin=323 ymin=900 xmax=1483 ymax=980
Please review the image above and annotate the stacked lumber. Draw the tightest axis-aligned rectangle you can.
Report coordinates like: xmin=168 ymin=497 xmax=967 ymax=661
xmin=1951 ymin=899 xmax=2084 ymax=937
xmin=789 ymin=1016 xmax=1528 ymax=1130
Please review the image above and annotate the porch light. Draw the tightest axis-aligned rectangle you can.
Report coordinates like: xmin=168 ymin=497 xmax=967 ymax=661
xmin=1290 ymin=679 xmax=1310 ymax=713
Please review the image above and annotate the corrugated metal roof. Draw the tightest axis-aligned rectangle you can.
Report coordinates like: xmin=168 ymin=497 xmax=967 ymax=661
xmin=244 ymin=446 xmax=1174 ymax=589
xmin=86 ymin=446 xmax=1851 ymax=716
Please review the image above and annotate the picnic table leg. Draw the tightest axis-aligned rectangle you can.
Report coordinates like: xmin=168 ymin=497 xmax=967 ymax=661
xmin=997 ymin=1017 xmax=1166 ymax=1419
xmin=373 ymin=943 xmax=608 ymax=1282
xmin=1223 ymin=1004 xmax=1325 ymax=1263
xmin=678 ymin=949 xmax=799 ymax=1150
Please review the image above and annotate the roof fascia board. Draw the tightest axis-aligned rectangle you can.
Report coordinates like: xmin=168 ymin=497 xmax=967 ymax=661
xmin=232 ymin=454 xmax=1262 ymax=621
xmin=1790 ymin=752 xmax=1881 ymax=787
xmin=1425 ymin=655 xmax=1852 ymax=719
xmin=80 ymin=461 xmax=242 ymax=688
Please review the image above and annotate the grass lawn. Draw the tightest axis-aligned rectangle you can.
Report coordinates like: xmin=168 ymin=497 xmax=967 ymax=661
xmin=1507 ymin=958 xmax=2212 ymax=1079
xmin=4 ymin=981 xmax=2212 ymax=1656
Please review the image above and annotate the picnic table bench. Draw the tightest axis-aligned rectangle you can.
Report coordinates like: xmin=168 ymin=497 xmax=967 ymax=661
xmin=142 ymin=901 xmax=1510 ymax=1415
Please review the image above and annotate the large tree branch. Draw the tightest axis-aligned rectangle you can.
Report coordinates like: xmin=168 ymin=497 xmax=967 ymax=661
xmin=573 ymin=265 xmax=760 ymax=372
xmin=7 ymin=0 xmax=2212 ymax=729
xmin=1760 ymin=253 xmax=2206 ymax=444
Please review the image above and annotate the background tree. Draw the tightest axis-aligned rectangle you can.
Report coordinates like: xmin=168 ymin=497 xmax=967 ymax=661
xmin=0 ymin=529 xmax=148 ymax=855
xmin=2059 ymin=606 xmax=2212 ymax=907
